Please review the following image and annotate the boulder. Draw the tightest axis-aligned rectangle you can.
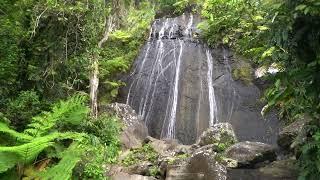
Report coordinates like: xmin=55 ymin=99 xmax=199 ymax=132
xmin=258 ymin=159 xmax=298 ymax=179
xmin=277 ymin=117 xmax=310 ymax=150
xmin=225 ymin=141 xmax=276 ymax=168
xmin=166 ymin=144 xmax=227 ymax=180
xmin=102 ymin=103 xmax=148 ymax=149
xmin=196 ymin=123 xmax=237 ymax=150
xmin=111 ymin=172 xmax=157 ymax=180
xmin=144 ymin=136 xmax=191 ymax=156
xmin=127 ymin=161 xmax=153 ymax=176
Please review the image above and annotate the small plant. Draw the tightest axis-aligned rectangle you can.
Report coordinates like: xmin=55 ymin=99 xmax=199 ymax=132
xmin=148 ymin=166 xmax=160 ymax=177
xmin=298 ymin=123 xmax=320 ymax=180
xmin=232 ymin=65 xmax=253 ymax=85
xmin=122 ymin=144 xmax=159 ymax=167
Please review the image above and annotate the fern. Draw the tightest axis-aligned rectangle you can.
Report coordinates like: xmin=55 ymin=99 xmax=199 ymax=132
xmin=38 ymin=142 xmax=84 ymax=180
xmin=299 ymin=125 xmax=320 ymax=180
xmin=24 ymin=94 xmax=89 ymax=137
xmin=0 ymin=94 xmax=121 ymax=179
xmin=0 ymin=122 xmax=32 ymax=142
xmin=0 ymin=132 xmax=84 ymax=173
xmin=0 ymin=152 xmax=20 ymax=173
xmin=0 ymin=94 xmax=89 ymax=175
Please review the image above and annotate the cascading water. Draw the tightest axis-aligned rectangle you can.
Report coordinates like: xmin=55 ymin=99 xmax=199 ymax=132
xmin=164 ymin=40 xmax=184 ymax=139
xmin=206 ymin=49 xmax=218 ymax=126
xmin=123 ymin=14 xmax=279 ymax=144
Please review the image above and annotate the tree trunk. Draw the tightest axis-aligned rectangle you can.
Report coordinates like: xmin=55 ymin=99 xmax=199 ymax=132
xmin=90 ymin=16 xmax=114 ymax=118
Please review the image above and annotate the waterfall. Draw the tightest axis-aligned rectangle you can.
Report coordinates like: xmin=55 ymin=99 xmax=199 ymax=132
xmin=165 ymin=40 xmax=184 ymax=139
xmin=206 ymin=49 xmax=218 ymax=126
xmin=124 ymin=14 xmax=277 ymax=144
xmin=126 ymin=27 xmax=153 ymax=106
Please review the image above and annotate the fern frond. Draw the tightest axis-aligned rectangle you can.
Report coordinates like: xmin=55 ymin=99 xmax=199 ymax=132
xmin=39 ymin=142 xmax=84 ymax=180
xmin=0 ymin=152 xmax=20 ymax=173
xmin=0 ymin=122 xmax=32 ymax=142
xmin=24 ymin=94 xmax=89 ymax=137
xmin=0 ymin=132 xmax=85 ymax=173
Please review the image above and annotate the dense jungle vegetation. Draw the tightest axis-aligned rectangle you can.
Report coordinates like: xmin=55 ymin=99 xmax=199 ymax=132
xmin=0 ymin=0 xmax=319 ymax=179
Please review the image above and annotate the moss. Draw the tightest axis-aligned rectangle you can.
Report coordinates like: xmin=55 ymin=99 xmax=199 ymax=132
xmin=211 ymin=130 xmax=237 ymax=152
xmin=121 ymin=144 xmax=159 ymax=167
xmin=215 ymin=153 xmax=224 ymax=163
xmin=232 ymin=65 xmax=253 ymax=85
xmin=168 ymin=153 xmax=190 ymax=165
xmin=148 ymin=166 xmax=161 ymax=177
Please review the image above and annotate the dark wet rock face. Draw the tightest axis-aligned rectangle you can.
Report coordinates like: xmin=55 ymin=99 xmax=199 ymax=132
xmin=121 ymin=14 xmax=279 ymax=145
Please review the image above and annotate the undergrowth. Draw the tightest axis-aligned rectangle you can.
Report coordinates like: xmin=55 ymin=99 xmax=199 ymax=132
xmin=0 ymin=94 xmax=121 ymax=179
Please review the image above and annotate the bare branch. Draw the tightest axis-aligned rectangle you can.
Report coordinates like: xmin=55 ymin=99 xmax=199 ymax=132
xmin=30 ymin=7 xmax=48 ymax=38
xmin=98 ymin=16 xmax=115 ymax=48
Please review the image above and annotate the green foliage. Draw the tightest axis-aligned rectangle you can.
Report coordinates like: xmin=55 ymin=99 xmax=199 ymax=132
xmin=5 ymin=90 xmax=42 ymax=131
xmin=156 ymin=0 xmax=200 ymax=17
xmin=99 ymin=1 xmax=155 ymax=103
xmin=24 ymin=94 xmax=89 ymax=137
xmin=148 ymin=166 xmax=160 ymax=177
xmin=0 ymin=94 xmax=122 ymax=179
xmin=82 ymin=114 xmax=121 ymax=149
xmin=1 ymin=0 xmax=151 ymax=178
xmin=39 ymin=142 xmax=84 ymax=180
xmin=122 ymin=144 xmax=159 ymax=166
xmin=74 ymin=114 xmax=121 ymax=179
xmin=0 ymin=94 xmax=88 ymax=178
xmin=298 ymin=122 xmax=320 ymax=180
xmin=0 ymin=122 xmax=32 ymax=142
xmin=232 ymin=64 xmax=253 ymax=85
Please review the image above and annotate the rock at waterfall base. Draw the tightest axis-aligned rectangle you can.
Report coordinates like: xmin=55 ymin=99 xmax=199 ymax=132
xmin=196 ymin=123 xmax=237 ymax=151
xmin=111 ymin=172 xmax=157 ymax=180
xmin=101 ymin=103 xmax=148 ymax=149
xmin=166 ymin=146 xmax=227 ymax=180
xmin=225 ymin=141 xmax=276 ymax=168
xmin=277 ymin=116 xmax=310 ymax=150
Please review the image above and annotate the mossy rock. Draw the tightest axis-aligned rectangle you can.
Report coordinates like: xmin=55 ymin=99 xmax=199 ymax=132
xmin=232 ymin=65 xmax=253 ymax=85
xmin=196 ymin=123 xmax=237 ymax=151
xmin=121 ymin=144 xmax=159 ymax=167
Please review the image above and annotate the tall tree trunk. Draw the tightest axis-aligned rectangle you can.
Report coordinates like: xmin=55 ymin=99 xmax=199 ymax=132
xmin=90 ymin=16 xmax=114 ymax=118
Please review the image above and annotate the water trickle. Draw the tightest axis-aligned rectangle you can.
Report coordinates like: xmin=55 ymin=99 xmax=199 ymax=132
xmin=206 ymin=49 xmax=218 ymax=126
xmin=222 ymin=48 xmax=237 ymax=122
xmin=163 ymin=40 xmax=184 ymax=139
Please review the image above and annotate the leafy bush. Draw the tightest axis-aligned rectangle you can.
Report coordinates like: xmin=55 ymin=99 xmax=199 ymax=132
xmin=5 ymin=91 xmax=42 ymax=131
xmin=75 ymin=114 xmax=121 ymax=179
xmin=298 ymin=122 xmax=320 ymax=180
